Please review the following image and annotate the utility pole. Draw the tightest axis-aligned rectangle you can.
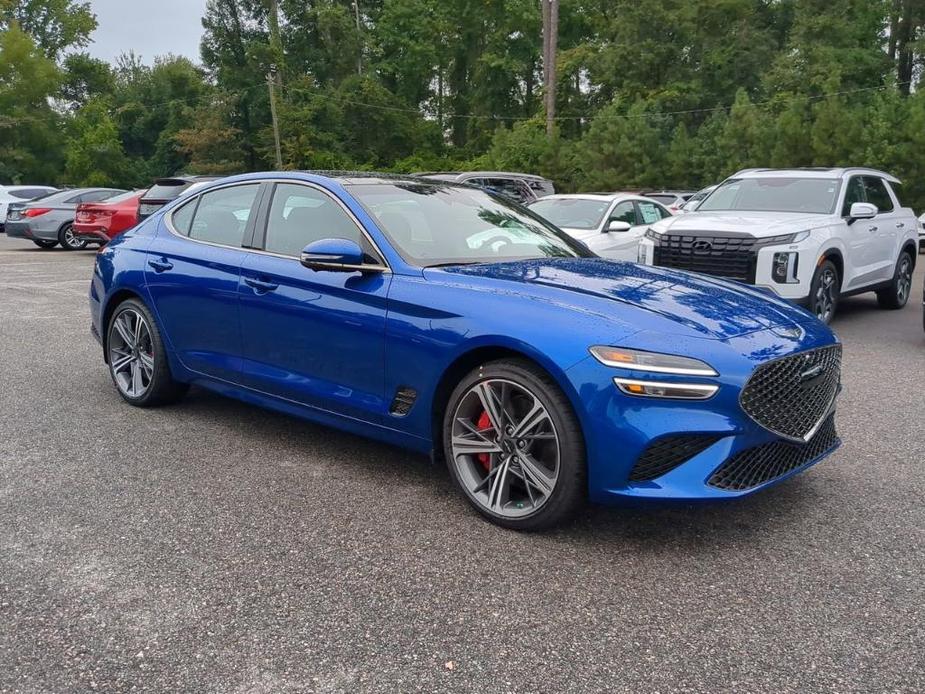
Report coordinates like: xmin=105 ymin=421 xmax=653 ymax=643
xmin=267 ymin=65 xmax=283 ymax=169
xmin=352 ymin=0 xmax=362 ymax=75
xmin=542 ymin=0 xmax=559 ymax=138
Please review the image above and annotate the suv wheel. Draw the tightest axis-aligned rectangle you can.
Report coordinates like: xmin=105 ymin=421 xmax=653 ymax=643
xmin=876 ymin=252 xmax=913 ymax=310
xmin=443 ymin=359 xmax=586 ymax=531
xmin=809 ymin=260 xmax=839 ymax=324
xmin=58 ymin=223 xmax=87 ymax=251
xmin=32 ymin=239 xmax=58 ymax=249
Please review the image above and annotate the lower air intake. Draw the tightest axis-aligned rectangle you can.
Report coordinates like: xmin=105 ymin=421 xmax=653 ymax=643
xmin=708 ymin=416 xmax=839 ymax=491
xmin=630 ymin=434 xmax=722 ymax=482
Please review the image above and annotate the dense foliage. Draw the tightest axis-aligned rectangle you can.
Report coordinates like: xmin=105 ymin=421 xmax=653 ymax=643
xmin=2 ymin=0 xmax=925 ymax=207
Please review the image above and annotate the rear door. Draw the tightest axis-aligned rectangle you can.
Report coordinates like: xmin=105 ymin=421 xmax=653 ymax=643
xmin=237 ymin=181 xmax=392 ymax=421
xmin=144 ymin=182 xmax=262 ymax=382
xmin=861 ymin=176 xmax=901 ymax=280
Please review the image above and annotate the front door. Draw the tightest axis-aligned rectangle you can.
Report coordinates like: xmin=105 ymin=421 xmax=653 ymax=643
xmin=144 ymin=182 xmax=261 ymax=382
xmin=237 ymin=181 xmax=392 ymax=421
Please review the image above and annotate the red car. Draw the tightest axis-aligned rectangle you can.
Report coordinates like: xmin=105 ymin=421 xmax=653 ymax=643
xmin=74 ymin=190 xmax=145 ymax=244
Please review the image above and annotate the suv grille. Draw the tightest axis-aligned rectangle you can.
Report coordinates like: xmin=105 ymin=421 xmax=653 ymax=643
xmin=740 ymin=345 xmax=841 ymax=442
xmin=708 ymin=416 xmax=839 ymax=491
xmin=629 ymin=435 xmax=722 ymax=482
xmin=652 ymin=232 xmax=757 ymax=282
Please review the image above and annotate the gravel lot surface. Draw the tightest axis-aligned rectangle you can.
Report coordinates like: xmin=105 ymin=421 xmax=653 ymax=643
xmin=0 ymin=233 xmax=922 ymax=693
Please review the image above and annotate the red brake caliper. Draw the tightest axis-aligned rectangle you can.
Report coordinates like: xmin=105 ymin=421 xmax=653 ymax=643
xmin=476 ymin=411 xmax=493 ymax=472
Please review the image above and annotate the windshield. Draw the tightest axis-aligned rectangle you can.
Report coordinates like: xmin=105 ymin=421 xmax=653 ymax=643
xmin=528 ymin=198 xmax=611 ymax=230
xmin=700 ymin=177 xmax=841 ymax=214
xmin=350 ymin=182 xmax=594 ymax=266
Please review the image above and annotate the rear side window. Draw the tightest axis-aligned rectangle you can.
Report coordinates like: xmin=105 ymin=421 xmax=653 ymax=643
xmin=862 ymin=177 xmax=894 ymax=213
xmin=187 ymin=184 xmax=259 ymax=247
xmin=81 ymin=190 xmax=120 ymax=203
xmin=170 ymin=198 xmax=198 ymax=236
xmin=637 ymin=200 xmax=670 ymax=223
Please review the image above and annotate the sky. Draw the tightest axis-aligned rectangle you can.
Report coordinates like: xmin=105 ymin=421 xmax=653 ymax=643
xmin=85 ymin=0 xmax=209 ymax=65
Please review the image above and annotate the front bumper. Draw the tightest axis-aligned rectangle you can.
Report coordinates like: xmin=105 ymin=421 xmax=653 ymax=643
xmin=568 ymin=335 xmax=841 ymax=504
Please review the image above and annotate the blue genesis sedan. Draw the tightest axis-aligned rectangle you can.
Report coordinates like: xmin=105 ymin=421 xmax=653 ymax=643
xmin=90 ymin=172 xmax=842 ymax=530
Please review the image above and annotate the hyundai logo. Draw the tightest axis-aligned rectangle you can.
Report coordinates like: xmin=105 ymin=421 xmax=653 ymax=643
xmin=691 ymin=240 xmax=713 ymax=252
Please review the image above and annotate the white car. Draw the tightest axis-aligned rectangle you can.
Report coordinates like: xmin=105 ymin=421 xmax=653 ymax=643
xmin=637 ymin=168 xmax=919 ymax=323
xmin=528 ymin=193 xmax=672 ymax=260
xmin=0 ymin=185 xmax=57 ymax=229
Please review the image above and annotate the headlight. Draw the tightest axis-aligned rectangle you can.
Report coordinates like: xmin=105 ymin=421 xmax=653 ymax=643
xmin=772 ymin=251 xmax=800 ymax=284
xmin=613 ymin=378 xmax=718 ymax=400
xmin=644 ymin=228 xmax=661 ymax=241
xmin=589 ymin=346 xmax=718 ymax=376
xmin=762 ymin=230 xmax=810 ymax=245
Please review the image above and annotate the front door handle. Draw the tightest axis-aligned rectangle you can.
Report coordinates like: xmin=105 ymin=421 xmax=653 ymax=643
xmin=868 ymin=225 xmax=878 ymax=233
xmin=244 ymin=276 xmax=279 ymax=293
xmin=896 ymin=222 xmax=905 ymax=229
xmin=148 ymin=257 xmax=173 ymax=272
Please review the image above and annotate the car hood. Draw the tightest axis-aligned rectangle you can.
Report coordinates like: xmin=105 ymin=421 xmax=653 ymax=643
xmin=654 ymin=210 xmax=831 ymax=236
xmin=431 ymin=258 xmax=814 ymax=341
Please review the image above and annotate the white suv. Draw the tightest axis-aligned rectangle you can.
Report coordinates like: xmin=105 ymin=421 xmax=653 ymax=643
xmin=637 ymin=168 xmax=919 ymax=323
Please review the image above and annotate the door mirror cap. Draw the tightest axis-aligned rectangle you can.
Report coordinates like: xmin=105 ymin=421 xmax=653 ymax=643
xmin=606 ymin=220 xmax=632 ymax=233
xmin=300 ymin=238 xmax=381 ymax=272
xmin=848 ymin=202 xmax=878 ymax=221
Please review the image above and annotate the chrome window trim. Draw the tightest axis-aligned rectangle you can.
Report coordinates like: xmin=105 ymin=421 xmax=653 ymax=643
xmin=165 ymin=178 xmax=392 ymax=272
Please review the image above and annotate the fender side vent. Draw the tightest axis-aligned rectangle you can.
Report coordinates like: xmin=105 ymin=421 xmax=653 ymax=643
xmin=389 ymin=387 xmax=418 ymax=416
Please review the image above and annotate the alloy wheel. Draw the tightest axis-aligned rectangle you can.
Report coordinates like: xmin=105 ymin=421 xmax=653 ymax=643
xmin=814 ymin=267 xmax=837 ymax=322
xmin=450 ymin=378 xmax=560 ymax=519
xmin=109 ymin=309 xmax=155 ymax=398
xmin=897 ymin=256 xmax=912 ymax=304
xmin=62 ymin=225 xmax=87 ymax=250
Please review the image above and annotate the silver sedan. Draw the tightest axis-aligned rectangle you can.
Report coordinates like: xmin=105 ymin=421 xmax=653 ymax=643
xmin=5 ymin=187 xmax=126 ymax=250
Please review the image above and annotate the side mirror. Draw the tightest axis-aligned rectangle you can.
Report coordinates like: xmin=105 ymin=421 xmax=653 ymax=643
xmin=606 ymin=220 xmax=632 ymax=233
xmin=848 ymin=202 xmax=877 ymax=222
xmin=300 ymin=238 xmax=378 ymax=272
xmin=685 ymin=200 xmax=701 ymax=212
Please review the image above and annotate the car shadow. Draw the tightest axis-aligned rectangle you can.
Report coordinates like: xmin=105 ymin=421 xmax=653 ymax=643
xmin=172 ymin=385 xmax=822 ymax=548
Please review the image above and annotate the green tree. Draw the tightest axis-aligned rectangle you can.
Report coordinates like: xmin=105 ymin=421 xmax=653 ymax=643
xmin=63 ymin=98 xmax=131 ymax=186
xmin=0 ymin=0 xmax=96 ymax=59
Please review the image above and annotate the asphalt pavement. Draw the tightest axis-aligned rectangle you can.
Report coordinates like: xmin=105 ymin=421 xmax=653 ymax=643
xmin=0 ymin=233 xmax=922 ymax=693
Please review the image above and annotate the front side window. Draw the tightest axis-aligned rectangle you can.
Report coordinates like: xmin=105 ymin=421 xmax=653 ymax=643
xmin=264 ymin=183 xmax=369 ymax=258
xmin=609 ymin=201 xmax=637 ymax=226
xmin=351 ymin=182 xmax=593 ymax=266
xmin=528 ymin=198 xmax=611 ymax=230
xmin=841 ymin=176 xmax=865 ymax=216
xmin=637 ymin=200 xmax=669 ymax=224
xmin=701 ymin=177 xmax=841 ymax=215
xmin=187 ymin=184 xmax=259 ymax=247
xmin=862 ymin=177 xmax=894 ymax=213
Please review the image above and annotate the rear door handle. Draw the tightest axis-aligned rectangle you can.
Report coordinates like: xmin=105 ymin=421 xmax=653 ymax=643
xmin=244 ymin=276 xmax=279 ymax=293
xmin=868 ymin=225 xmax=878 ymax=232
xmin=147 ymin=257 xmax=173 ymax=272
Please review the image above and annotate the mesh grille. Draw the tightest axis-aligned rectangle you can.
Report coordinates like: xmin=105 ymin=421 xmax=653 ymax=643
xmin=740 ymin=345 xmax=841 ymax=441
xmin=708 ymin=416 xmax=839 ymax=491
xmin=629 ymin=435 xmax=722 ymax=482
xmin=652 ymin=233 xmax=758 ymax=282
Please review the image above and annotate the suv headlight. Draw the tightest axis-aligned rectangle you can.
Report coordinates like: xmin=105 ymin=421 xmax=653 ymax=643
xmin=763 ymin=230 xmax=810 ymax=245
xmin=644 ymin=228 xmax=661 ymax=241
xmin=589 ymin=346 xmax=718 ymax=376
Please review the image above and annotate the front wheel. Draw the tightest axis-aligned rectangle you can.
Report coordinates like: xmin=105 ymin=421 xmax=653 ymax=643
xmin=443 ymin=359 xmax=586 ymax=531
xmin=876 ymin=252 xmax=913 ymax=309
xmin=808 ymin=260 xmax=840 ymax=324
xmin=107 ymin=298 xmax=188 ymax=407
xmin=58 ymin=223 xmax=87 ymax=251
xmin=32 ymin=239 xmax=58 ymax=249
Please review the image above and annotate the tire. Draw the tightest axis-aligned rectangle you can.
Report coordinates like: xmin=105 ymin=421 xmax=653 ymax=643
xmin=442 ymin=358 xmax=586 ymax=531
xmin=58 ymin=223 xmax=87 ymax=251
xmin=106 ymin=298 xmax=188 ymax=407
xmin=808 ymin=259 xmax=840 ymax=324
xmin=32 ymin=239 xmax=58 ymax=249
xmin=876 ymin=251 xmax=914 ymax=310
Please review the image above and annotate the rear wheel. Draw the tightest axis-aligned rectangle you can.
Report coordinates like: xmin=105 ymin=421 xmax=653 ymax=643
xmin=58 ymin=223 xmax=87 ymax=251
xmin=876 ymin=251 xmax=913 ymax=310
xmin=443 ymin=359 xmax=586 ymax=531
xmin=32 ymin=239 xmax=58 ymax=249
xmin=107 ymin=298 xmax=188 ymax=407
xmin=808 ymin=260 xmax=839 ymax=324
